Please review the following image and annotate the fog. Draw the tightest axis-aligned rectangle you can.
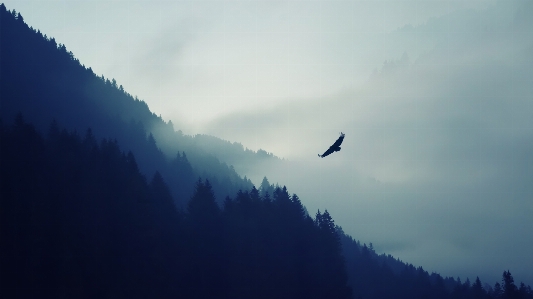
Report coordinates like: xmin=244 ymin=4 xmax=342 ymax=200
xmin=201 ymin=1 xmax=533 ymax=285
xmin=5 ymin=0 xmax=532 ymax=286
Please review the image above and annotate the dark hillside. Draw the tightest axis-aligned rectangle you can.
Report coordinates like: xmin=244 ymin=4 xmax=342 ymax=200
xmin=3 ymin=115 xmax=533 ymax=299
xmin=0 ymin=117 xmax=353 ymax=299
xmin=0 ymin=117 xmax=184 ymax=298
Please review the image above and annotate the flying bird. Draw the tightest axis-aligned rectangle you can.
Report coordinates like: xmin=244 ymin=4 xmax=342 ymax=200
xmin=318 ymin=132 xmax=345 ymax=158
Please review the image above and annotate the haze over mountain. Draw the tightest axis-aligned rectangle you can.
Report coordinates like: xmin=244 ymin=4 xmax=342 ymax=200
xmin=0 ymin=2 xmax=279 ymax=205
xmin=226 ymin=2 xmax=533 ymax=284
xmin=2 ymin=1 xmax=533 ymax=292
xmin=200 ymin=1 xmax=533 ymax=285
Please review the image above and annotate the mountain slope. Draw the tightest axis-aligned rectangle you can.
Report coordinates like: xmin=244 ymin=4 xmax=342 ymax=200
xmin=0 ymin=4 xmax=258 ymax=204
xmin=0 ymin=116 xmax=353 ymax=299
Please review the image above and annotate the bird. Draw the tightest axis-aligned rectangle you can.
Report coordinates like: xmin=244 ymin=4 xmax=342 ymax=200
xmin=318 ymin=132 xmax=345 ymax=158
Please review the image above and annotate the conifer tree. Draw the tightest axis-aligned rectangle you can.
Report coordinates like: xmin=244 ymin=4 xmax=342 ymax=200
xmin=184 ymin=178 xmax=227 ymax=299
xmin=472 ymin=276 xmax=487 ymax=299
xmin=502 ymin=271 xmax=518 ymax=299
xmin=493 ymin=282 xmax=503 ymax=299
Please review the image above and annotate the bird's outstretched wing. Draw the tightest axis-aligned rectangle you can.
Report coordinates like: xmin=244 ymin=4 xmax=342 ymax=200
xmin=332 ymin=133 xmax=345 ymax=148
xmin=318 ymin=132 xmax=345 ymax=158
xmin=319 ymin=147 xmax=335 ymax=158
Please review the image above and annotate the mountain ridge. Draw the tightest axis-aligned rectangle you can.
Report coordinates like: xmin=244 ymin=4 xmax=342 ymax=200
xmin=0 ymin=3 xmax=278 ymax=204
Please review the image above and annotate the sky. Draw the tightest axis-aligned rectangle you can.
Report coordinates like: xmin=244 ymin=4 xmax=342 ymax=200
xmin=5 ymin=0 xmax=533 ymax=286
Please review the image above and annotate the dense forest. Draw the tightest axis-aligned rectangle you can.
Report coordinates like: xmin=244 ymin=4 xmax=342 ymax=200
xmin=2 ymin=116 xmax=532 ymax=299
xmin=1 ymin=4 xmax=532 ymax=298
xmin=0 ymin=116 xmax=351 ymax=298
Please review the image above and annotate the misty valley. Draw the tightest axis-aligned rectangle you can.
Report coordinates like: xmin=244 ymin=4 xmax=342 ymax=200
xmin=1 ymin=3 xmax=532 ymax=299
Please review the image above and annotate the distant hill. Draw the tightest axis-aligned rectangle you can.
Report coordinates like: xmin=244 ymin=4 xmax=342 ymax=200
xmin=184 ymin=133 xmax=284 ymax=183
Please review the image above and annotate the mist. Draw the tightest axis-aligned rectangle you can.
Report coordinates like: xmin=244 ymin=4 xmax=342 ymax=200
xmin=200 ymin=1 xmax=533 ymax=285
xmin=5 ymin=0 xmax=532 ymax=286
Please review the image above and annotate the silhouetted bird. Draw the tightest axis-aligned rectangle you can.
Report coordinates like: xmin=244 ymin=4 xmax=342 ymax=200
xmin=318 ymin=132 xmax=345 ymax=158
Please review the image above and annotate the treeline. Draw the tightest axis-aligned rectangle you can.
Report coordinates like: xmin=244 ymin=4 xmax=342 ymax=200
xmin=0 ymin=116 xmax=351 ymax=298
xmin=189 ymin=134 xmax=283 ymax=176
xmin=341 ymin=232 xmax=533 ymax=299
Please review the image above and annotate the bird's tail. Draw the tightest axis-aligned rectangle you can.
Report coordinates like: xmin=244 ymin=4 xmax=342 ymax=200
xmin=318 ymin=154 xmax=322 ymax=158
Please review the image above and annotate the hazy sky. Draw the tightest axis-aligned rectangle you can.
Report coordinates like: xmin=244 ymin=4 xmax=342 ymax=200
xmin=5 ymin=0 xmax=533 ymax=286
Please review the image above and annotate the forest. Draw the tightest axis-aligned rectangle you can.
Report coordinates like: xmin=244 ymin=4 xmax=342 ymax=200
xmin=1 ymin=4 xmax=532 ymax=299
xmin=1 ymin=115 xmax=351 ymax=298
xmin=2 ymin=115 xmax=531 ymax=299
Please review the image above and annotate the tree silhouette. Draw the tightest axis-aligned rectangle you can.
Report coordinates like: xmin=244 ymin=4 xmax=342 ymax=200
xmin=184 ymin=178 xmax=228 ymax=298
xmin=502 ymin=271 xmax=519 ymax=299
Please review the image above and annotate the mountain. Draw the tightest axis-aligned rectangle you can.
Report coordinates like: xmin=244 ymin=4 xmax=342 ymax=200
xmin=184 ymin=133 xmax=284 ymax=182
xmin=2 ymin=3 xmax=533 ymax=299
xmin=3 ymin=114 xmax=532 ymax=299
xmin=0 ymin=116 xmax=354 ymax=299
xmin=0 ymin=3 xmax=264 ymax=205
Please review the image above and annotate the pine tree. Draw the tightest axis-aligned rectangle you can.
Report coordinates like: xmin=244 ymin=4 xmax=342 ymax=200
xmin=187 ymin=178 xmax=220 ymax=226
xmin=493 ymin=282 xmax=503 ymax=299
xmin=472 ymin=276 xmax=487 ymax=299
xmin=184 ymin=178 xmax=227 ymax=299
xmin=259 ymin=176 xmax=274 ymax=198
xmin=502 ymin=271 xmax=518 ymax=299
